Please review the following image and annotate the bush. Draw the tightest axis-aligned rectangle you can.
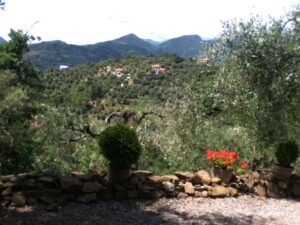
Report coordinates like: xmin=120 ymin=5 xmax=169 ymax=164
xmin=98 ymin=124 xmax=142 ymax=168
xmin=275 ymin=141 xmax=299 ymax=167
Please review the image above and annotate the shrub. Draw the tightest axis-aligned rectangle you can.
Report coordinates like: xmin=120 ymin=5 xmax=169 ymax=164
xmin=275 ymin=141 xmax=299 ymax=167
xmin=98 ymin=124 xmax=142 ymax=168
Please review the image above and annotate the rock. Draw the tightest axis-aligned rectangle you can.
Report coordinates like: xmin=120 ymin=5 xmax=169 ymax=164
xmin=21 ymin=189 xmax=62 ymax=198
xmin=195 ymin=191 xmax=209 ymax=197
xmin=162 ymin=175 xmax=180 ymax=185
xmin=60 ymin=176 xmax=82 ymax=193
xmin=127 ymin=189 xmax=139 ymax=199
xmin=174 ymin=172 xmax=195 ymax=182
xmin=210 ymin=186 xmax=228 ymax=197
xmin=82 ymin=182 xmax=102 ymax=193
xmin=267 ymin=183 xmax=286 ymax=198
xmin=3 ymin=182 xmax=14 ymax=187
xmin=278 ymin=181 xmax=288 ymax=189
xmin=0 ymin=180 xmax=4 ymax=189
xmin=228 ymin=187 xmax=238 ymax=196
xmin=291 ymin=182 xmax=300 ymax=197
xmin=177 ymin=192 xmax=188 ymax=198
xmin=254 ymin=184 xmax=267 ymax=197
xmin=115 ymin=191 xmax=127 ymax=200
xmin=147 ymin=175 xmax=163 ymax=186
xmin=101 ymin=190 xmax=114 ymax=200
xmin=26 ymin=179 xmax=36 ymax=188
xmin=211 ymin=177 xmax=221 ymax=184
xmin=129 ymin=176 xmax=140 ymax=185
xmin=39 ymin=196 xmax=54 ymax=204
xmin=195 ymin=170 xmax=211 ymax=185
xmin=1 ymin=187 xmax=12 ymax=196
xmin=46 ymin=203 xmax=59 ymax=212
xmin=11 ymin=194 xmax=26 ymax=206
xmin=184 ymin=182 xmax=195 ymax=195
xmin=163 ymin=181 xmax=175 ymax=192
xmin=132 ymin=170 xmax=153 ymax=177
xmin=0 ymin=175 xmax=14 ymax=182
xmin=72 ymin=170 xmax=106 ymax=181
xmin=39 ymin=176 xmax=55 ymax=184
xmin=76 ymin=193 xmax=97 ymax=203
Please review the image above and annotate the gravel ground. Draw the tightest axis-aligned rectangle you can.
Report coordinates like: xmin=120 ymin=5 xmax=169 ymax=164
xmin=1 ymin=195 xmax=300 ymax=225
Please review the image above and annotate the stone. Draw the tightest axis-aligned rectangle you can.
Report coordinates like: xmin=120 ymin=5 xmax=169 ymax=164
xmin=211 ymin=177 xmax=221 ymax=184
xmin=38 ymin=176 xmax=55 ymax=186
xmin=115 ymin=191 xmax=127 ymax=200
xmin=26 ymin=179 xmax=36 ymax=188
xmin=127 ymin=189 xmax=139 ymax=199
xmin=39 ymin=196 xmax=54 ymax=204
xmin=76 ymin=193 xmax=97 ymax=204
xmin=162 ymin=181 xmax=175 ymax=192
xmin=27 ymin=198 xmax=37 ymax=205
xmin=129 ymin=176 xmax=140 ymax=185
xmin=195 ymin=170 xmax=211 ymax=185
xmin=1 ymin=187 xmax=12 ymax=196
xmin=195 ymin=191 xmax=208 ymax=197
xmin=210 ymin=186 xmax=228 ymax=197
xmin=60 ymin=176 xmax=82 ymax=193
xmin=254 ymin=184 xmax=267 ymax=197
xmin=0 ymin=180 xmax=4 ymax=188
xmin=0 ymin=175 xmax=14 ymax=182
xmin=228 ymin=187 xmax=238 ymax=196
xmin=21 ymin=189 xmax=62 ymax=198
xmin=162 ymin=175 xmax=180 ymax=184
xmin=82 ymin=182 xmax=102 ymax=193
xmin=174 ymin=172 xmax=195 ymax=182
xmin=177 ymin=192 xmax=188 ymax=198
xmin=101 ymin=190 xmax=114 ymax=200
xmin=267 ymin=183 xmax=285 ymax=198
xmin=46 ymin=203 xmax=59 ymax=212
xmin=278 ymin=181 xmax=288 ymax=189
xmin=291 ymin=182 xmax=300 ymax=197
xmin=184 ymin=182 xmax=195 ymax=195
xmin=3 ymin=182 xmax=14 ymax=187
xmin=147 ymin=176 xmax=163 ymax=186
xmin=132 ymin=170 xmax=153 ymax=177
xmin=11 ymin=194 xmax=26 ymax=206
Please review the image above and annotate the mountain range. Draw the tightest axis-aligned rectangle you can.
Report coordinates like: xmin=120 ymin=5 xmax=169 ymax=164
xmin=3 ymin=33 xmax=214 ymax=69
xmin=0 ymin=36 xmax=6 ymax=43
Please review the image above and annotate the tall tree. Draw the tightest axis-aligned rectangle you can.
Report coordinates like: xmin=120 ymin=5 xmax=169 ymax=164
xmin=212 ymin=11 xmax=300 ymax=163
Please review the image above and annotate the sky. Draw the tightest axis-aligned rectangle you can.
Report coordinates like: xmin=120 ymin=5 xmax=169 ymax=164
xmin=0 ymin=0 xmax=299 ymax=45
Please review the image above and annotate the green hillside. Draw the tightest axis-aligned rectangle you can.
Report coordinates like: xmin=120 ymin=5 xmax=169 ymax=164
xmin=24 ymin=34 xmax=212 ymax=69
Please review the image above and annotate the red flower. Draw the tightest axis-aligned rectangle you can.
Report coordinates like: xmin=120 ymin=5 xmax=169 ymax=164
xmin=206 ymin=148 xmax=245 ymax=172
xmin=241 ymin=160 xmax=248 ymax=169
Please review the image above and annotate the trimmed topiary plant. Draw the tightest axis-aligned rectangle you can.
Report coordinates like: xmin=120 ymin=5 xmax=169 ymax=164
xmin=275 ymin=141 xmax=299 ymax=168
xmin=98 ymin=124 xmax=142 ymax=169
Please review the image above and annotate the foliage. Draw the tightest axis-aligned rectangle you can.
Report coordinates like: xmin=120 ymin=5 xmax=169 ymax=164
xmin=98 ymin=124 xmax=142 ymax=168
xmin=275 ymin=141 xmax=299 ymax=167
xmin=208 ymin=11 xmax=300 ymax=166
xmin=0 ymin=30 xmax=40 ymax=174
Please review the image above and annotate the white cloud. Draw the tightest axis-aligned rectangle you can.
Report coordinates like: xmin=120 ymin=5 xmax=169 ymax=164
xmin=0 ymin=0 xmax=298 ymax=44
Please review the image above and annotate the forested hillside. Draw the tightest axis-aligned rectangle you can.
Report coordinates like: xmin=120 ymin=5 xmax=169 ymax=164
xmin=0 ymin=9 xmax=299 ymax=176
xmin=24 ymin=34 xmax=211 ymax=69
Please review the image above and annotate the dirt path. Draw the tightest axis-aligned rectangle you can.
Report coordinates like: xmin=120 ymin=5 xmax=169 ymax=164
xmin=1 ymin=195 xmax=299 ymax=225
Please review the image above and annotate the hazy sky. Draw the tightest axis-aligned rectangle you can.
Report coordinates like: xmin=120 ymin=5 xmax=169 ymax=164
xmin=0 ymin=0 xmax=299 ymax=44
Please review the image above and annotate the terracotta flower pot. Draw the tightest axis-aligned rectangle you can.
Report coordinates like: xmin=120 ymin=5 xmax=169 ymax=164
xmin=272 ymin=165 xmax=294 ymax=181
xmin=209 ymin=167 xmax=233 ymax=184
xmin=108 ymin=167 xmax=131 ymax=184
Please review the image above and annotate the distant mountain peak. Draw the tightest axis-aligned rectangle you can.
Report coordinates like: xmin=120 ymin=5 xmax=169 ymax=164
xmin=115 ymin=33 xmax=141 ymax=42
xmin=25 ymin=33 xmax=215 ymax=69
xmin=0 ymin=36 xmax=6 ymax=44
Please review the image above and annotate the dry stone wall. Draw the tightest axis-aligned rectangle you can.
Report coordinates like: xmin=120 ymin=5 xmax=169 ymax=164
xmin=1 ymin=169 xmax=299 ymax=210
